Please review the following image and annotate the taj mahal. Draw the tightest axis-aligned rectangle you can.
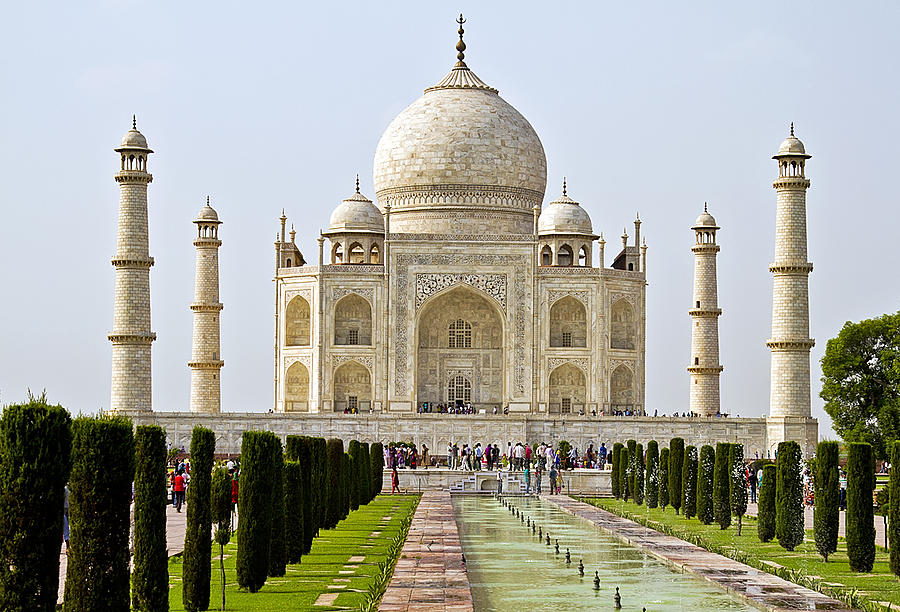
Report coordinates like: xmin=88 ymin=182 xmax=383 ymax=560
xmin=111 ymin=17 xmax=817 ymax=460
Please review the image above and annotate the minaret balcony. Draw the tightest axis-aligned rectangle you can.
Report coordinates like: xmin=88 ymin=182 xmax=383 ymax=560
xmin=190 ymin=303 xmax=224 ymax=312
xmin=765 ymin=338 xmax=815 ymax=350
xmin=688 ymin=307 xmax=721 ymax=317
xmin=769 ymin=262 xmax=813 ymax=274
xmin=772 ymin=176 xmax=810 ymax=189
xmin=108 ymin=331 xmax=157 ymax=343
xmin=188 ymin=360 xmax=225 ymax=369
xmin=114 ymin=171 xmax=153 ymax=184
xmin=111 ymin=256 xmax=154 ymax=268
xmin=687 ymin=365 xmax=723 ymax=375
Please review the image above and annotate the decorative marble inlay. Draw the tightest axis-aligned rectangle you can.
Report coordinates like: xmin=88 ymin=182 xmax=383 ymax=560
xmin=285 ymin=354 xmax=312 ymax=371
xmin=548 ymin=357 xmax=589 ymax=374
xmin=548 ymin=290 xmax=589 ymax=307
xmin=332 ymin=287 xmax=374 ymax=304
xmin=415 ymin=273 xmax=507 ymax=311
xmin=285 ymin=288 xmax=313 ymax=305
xmin=332 ymin=354 xmax=374 ymax=370
xmin=609 ymin=358 xmax=635 ymax=373
xmin=609 ymin=291 xmax=638 ymax=307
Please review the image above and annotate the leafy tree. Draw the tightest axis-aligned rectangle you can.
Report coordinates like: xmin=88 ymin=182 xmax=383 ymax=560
xmin=325 ymin=439 xmax=344 ymax=529
xmin=820 ymin=313 xmax=900 ymax=460
xmin=619 ymin=447 xmax=630 ymax=502
xmin=729 ymin=444 xmax=748 ymax=535
xmin=210 ymin=468 xmax=232 ymax=612
xmin=659 ymin=447 xmax=670 ymax=509
xmin=132 ymin=425 xmax=168 ymax=612
xmin=775 ymin=441 xmax=804 ymax=551
xmin=713 ymin=442 xmax=731 ymax=529
xmin=682 ymin=445 xmax=698 ymax=519
xmin=348 ymin=440 xmax=361 ymax=511
xmin=64 ymin=416 xmax=134 ymax=611
xmin=370 ymin=442 xmax=384 ymax=499
xmin=268 ymin=439 xmax=286 ymax=578
xmin=645 ymin=441 xmax=659 ymax=508
xmin=697 ymin=445 xmax=715 ymax=524
xmin=0 ymin=400 xmax=71 ymax=612
xmin=758 ymin=464 xmax=777 ymax=542
xmin=236 ymin=431 xmax=276 ymax=592
xmin=283 ymin=460 xmax=303 ymax=564
xmin=626 ymin=440 xmax=637 ymax=500
xmin=669 ymin=438 xmax=685 ymax=514
xmin=611 ymin=443 xmax=623 ymax=498
xmin=846 ymin=442 xmax=876 ymax=572
xmin=183 ymin=426 xmax=215 ymax=611
xmin=634 ymin=443 xmax=645 ymax=505
xmin=891 ymin=441 xmax=900 ymax=576
xmin=814 ymin=441 xmax=840 ymax=562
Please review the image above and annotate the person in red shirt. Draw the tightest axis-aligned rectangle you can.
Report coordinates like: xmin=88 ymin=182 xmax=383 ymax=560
xmin=173 ymin=470 xmax=186 ymax=512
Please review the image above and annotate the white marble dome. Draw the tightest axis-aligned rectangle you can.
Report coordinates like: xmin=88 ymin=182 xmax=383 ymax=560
xmin=774 ymin=125 xmax=810 ymax=158
xmin=538 ymin=192 xmax=593 ymax=236
xmin=693 ymin=209 xmax=717 ymax=229
xmin=329 ymin=189 xmax=384 ymax=234
xmin=118 ymin=126 xmax=150 ymax=151
xmin=373 ymin=60 xmax=547 ymax=235
xmin=196 ymin=203 xmax=219 ymax=222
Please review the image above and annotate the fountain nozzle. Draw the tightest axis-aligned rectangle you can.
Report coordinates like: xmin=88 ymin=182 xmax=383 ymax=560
xmin=614 ymin=586 xmax=621 ymax=609
xmin=578 ymin=559 xmax=584 ymax=576
xmin=593 ymin=571 xmax=600 ymax=590
xmin=565 ymin=548 xmax=571 ymax=563
xmin=554 ymin=540 xmax=559 ymax=554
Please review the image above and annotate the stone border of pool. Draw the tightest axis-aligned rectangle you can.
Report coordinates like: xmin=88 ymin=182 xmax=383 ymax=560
xmin=544 ymin=495 xmax=856 ymax=612
xmin=378 ymin=491 xmax=474 ymax=611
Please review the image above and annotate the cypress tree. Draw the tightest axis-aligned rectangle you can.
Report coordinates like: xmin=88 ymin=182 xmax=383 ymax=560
xmin=288 ymin=436 xmax=315 ymax=553
xmin=659 ymin=447 xmax=670 ymax=509
xmin=645 ymin=440 xmax=659 ymax=508
xmin=359 ymin=442 xmax=372 ymax=504
xmin=619 ymin=447 xmax=630 ymax=502
xmin=64 ymin=416 xmax=134 ymax=611
xmin=846 ymin=442 xmax=875 ymax=572
xmin=758 ymin=464 xmax=777 ymax=542
xmin=315 ymin=438 xmax=328 ymax=531
xmin=890 ymin=441 xmax=900 ymax=577
xmin=669 ymin=437 xmax=685 ymax=514
xmin=682 ymin=445 xmax=698 ymax=519
xmin=713 ymin=442 xmax=731 ymax=529
xmin=236 ymin=431 xmax=276 ymax=592
xmin=626 ymin=439 xmax=637 ymax=500
xmin=132 ymin=425 xmax=168 ymax=612
xmin=370 ymin=442 xmax=384 ymax=499
xmin=729 ymin=443 xmax=748 ymax=536
xmin=0 ymin=400 xmax=72 ymax=612
xmin=325 ymin=439 xmax=344 ymax=528
xmin=268 ymin=439 xmax=286 ymax=577
xmin=814 ymin=440 xmax=840 ymax=562
xmin=775 ymin=441 xmax=804 ymax=551
xmin=348 ymin=440 xmax=361 ymax=511
xmin=341 ymin=453 xmax=351 ymax=519
xmin=183 ymin=426 xmax=215 ymax=612
xmin=697 ymin=445 xmax=715 ymax=524
xmin=210 ymin=468 xmax=232 ymax=612
xmin=611 ymin=442 xmax=623 ymax=498
xmin=634 ymin=443 xmax=645 ymax=505
xmin=283 ymin=460 xmax=303 ymax=564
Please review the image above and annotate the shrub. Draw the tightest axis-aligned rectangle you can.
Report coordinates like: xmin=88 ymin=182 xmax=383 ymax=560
xmin=659 ymin=447 xmax=670 ymax=510
xmin=325 ymin=439 xmax=344 ymax=529
xmin=236 ymin=431 xmax=276 ymax=592
xmin=370 ymin=442 xmax=384 ymax=499
xmin=348 ymin=440 xmax=361 ymax=511
xmin=758 ymin=464 xmax=777 ymax=542
xmin=634 ymin=443 xmax=645 ymax=505
xmin=611 ymin=443 xmax=623 ymax=498
xmin=283 ymin=460 xmax=303 ymax=564
xmin=0 ymin=400 xmax=72 ymax=612
xmin=891 ymin=441 xmax=900 ymax=576
xmin=268 ymin=439 xmax=286 ymax=577
xmin=697 ymin=445 xmax=714 ymax=525
xmin=286 ymin=436 xmax=315 ymax=553
xmin=713 ymin=442 xmax=731 ymax=529
xmin=183 ymin=426 xmax=215 ymax=611
xmin=626 ymin=439 xmax=637 ymax=499
xmin=210 ymin=467 xmax=232 ymax=612
xmin=846 ymin=442 xmax=875 ymax=572
xmin=775 ymin=441 xmax=804 ymax=551
xmin=682 ymin=445 xmax=698 ymax=519
xmin=729 ymin=443 xmax=747 ymax=535
xmin=132 ymin=425 xmax=168 ymax=612
xmin=359 ymin=442 xmax=372 ymax=504
xmin=341 ymin=453 xmax=351 ymax=519
xmin=669 ymin=438 xmax=685 ymax=514
xmin=64 ymin=416 xmax=134 ymax=611
xmin=619 ymin=447 xmax=630 ymax=502
xmin=315 ymin=438 xmax=328 ymax=532
xmin=814 ymin=440 xmax=840 ymax=562
xmin=645 ymin=440 xmax=659 ymax=508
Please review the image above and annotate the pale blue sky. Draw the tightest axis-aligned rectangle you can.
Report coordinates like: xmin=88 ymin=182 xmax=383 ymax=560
xmin=2 ymin=2 xmax=898 ymax=437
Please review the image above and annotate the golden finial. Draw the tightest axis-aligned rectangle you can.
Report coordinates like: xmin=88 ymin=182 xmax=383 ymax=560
xmin=355 ymin=174 xmax=360 ymax=194
xmin=132 ymin=115 xmax=137 ymax=130
xmin=790 ymin=122 xmax=795 ymax=137
xmin=456 ymin=14 xmax=467 ymax=65
xmin=562 ymin=177 xmax=567 ymax=197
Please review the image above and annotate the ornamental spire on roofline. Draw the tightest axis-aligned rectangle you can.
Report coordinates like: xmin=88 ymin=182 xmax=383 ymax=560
xmin=425 ymin=14 xmax=498 ymax=94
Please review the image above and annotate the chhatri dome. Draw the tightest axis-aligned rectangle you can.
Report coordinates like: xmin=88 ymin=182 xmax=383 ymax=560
xmin=538 ymin=179 xmax=593 ymax=235
xmin=328 ymin=177 xmax=384 ymax=233
xmin=692 ymin=203 xmax=718 ymax=229
xmin=373 ymin=15 xmax=547 ymax=235
xmin=117 ymin=115 xmax=151 ymax=151
xmin=774 ymin=122 xmax=810 ymax=158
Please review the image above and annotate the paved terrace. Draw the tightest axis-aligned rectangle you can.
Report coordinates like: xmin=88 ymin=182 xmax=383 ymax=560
xmin=379 ymin=491 xmax=473 ymax=611
xmin=545 ymin=495 xmax=856 ymax=612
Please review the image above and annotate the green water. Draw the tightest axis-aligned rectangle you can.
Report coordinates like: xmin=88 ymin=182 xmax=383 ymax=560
xmin=453 ymin=495 xmax=758 ymax=611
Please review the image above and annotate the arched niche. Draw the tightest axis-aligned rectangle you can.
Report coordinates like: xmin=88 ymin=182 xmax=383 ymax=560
xmin=284 ymin=361 xmax=309 ymax=412
xmin=540 ymin=245 xmax=552 ymax=266
xmin=549 ymin=296 xmax=586 ymax=347
xmin=610 ymin=364 xmax=634 ymax=410
xmin=332 ymin=243 xmax=344 ymax=264
xmin=333 ymin=361 xmax=371 ymax=413
xmin=610 ymin=299 xmax=636 ymax=350
xmin=369 ymin=243 xmax=380 ymax=264
xmin=334 ymin=294 xmax=372 ymax=345
xmin=285 ymin=295 xmax=311 ymax=346
xmin=549 ymin=363 xmax=585 ymax=414
xmin=557 ymin=244 xmax=573 ymax=266
xmin=348 ymin=242 xmax=365 ymax=264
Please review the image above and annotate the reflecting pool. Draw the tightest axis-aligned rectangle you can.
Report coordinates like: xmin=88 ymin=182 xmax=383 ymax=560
xmin=453 ymin=495 xmax=758 ymax=611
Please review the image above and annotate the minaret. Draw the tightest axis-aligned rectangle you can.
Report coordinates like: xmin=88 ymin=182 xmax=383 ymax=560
xmin=189 ymin=198 xmax=224 ymax=413
xmin=688 ymin=204 xmax=723 ymax=417
xmin=109 ymin=117 xmax=156 ymax=412
xmin=767 ymin=124 xmax=814 ymax=419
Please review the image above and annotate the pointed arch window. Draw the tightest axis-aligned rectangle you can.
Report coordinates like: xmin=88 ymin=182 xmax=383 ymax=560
xmin=448 ymin=319 xmax=472 ymax=349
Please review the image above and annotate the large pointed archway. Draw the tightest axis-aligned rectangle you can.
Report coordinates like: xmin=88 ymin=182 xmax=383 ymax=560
xmin=415 ymin=285 xmax=504 ymax=411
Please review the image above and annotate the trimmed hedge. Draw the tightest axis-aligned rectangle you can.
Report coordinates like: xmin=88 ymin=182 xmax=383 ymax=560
xmin=891 ymin=441 xmax=900 ymax=577
xmin=846 ymin=442 xmax=875 ymax=572
xmin=324 ymin=439 xmax=344 ymax=529
xmin=619 ymin=447 xmax=630 ymax=502
xmin=758 ymin=464 xmax=777 ymax=542
xmin=814 ymin=440 xmax=840 ymax=562
xmin=634 ymin=443 xmax=645 ymax=505
xmin=729 ymin=443 xmax=747 ymax=536
xmin=268 ymin=439 xmax=286 ymax=578
xmin=0 ymin=401 xmax=72 ymax=612
xmin=348 ymin=440 xmax=361 ymax=511
xmin=283 ymin=460 xmax=303 ymax=564
xmin=370 ymin=442 xmax=384 ymax=499
xmin=713 ymin=442 xmax=731 ymax=529
xmin=669 ymin=437 xmax=685 ymax=514
xmin=775 ymin=441 xmax=804 ymax=551
xmin=183 ymin=426 xmax=215 ymax=611
xmin=64 ymin=416 xmax=135 ymax=611
xmin=645 ymin=440 xmax=659 ymax=508
xmin=659 ymin=447 xmax=670 ymax=510
xmin=236 ymin=431 xmax=277 ymax=592
xmin=611 ymin=443 xmax=623 ymax=498
xmin=682 ymin=445 xmax=698 ymax=519
xmin=132 ymin=425 xmax=168 ymax=612
xmin=697 ymin=445 xmax=714 ymax=525
xmin=626 ymin=439 xmax=637 ymax=501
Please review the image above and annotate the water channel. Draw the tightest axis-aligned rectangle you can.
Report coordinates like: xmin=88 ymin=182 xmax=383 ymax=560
xmin=453 ymin=495 xmax=758 ymax=611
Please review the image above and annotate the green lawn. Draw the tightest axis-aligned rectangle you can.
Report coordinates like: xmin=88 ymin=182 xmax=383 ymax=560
xmin=583 ymin=497 xmax=898 ymax=611
xmin=168 ymin=494 xmax=420 ymax=611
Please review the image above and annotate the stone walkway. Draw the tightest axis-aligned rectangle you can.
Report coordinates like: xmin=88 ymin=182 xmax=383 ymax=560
xmin=545 ymin=495 xmax=856 ymax=612
xmin=746 ymin=502 xmax=888 ymax=548
xmin=379 ymin=491 xmax=473 ymax=611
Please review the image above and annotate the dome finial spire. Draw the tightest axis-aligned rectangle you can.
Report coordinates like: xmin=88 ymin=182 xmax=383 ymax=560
xmin=355 ymin=174 xmax=360 ymax=194
xmin=132 ymin=114 xmax=137 ymax=130
xmin=704 ymin=201 xmax=708 ymax=212
xmin=207 ymin=195 xmax=210 ymax=205
xmin=456 ymin=13 xmax=467 ymax=65
xmin=790 ymin=121 xmax=794 ymax=137
xmin=562 ymin=177 xmax=567 ymax=197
